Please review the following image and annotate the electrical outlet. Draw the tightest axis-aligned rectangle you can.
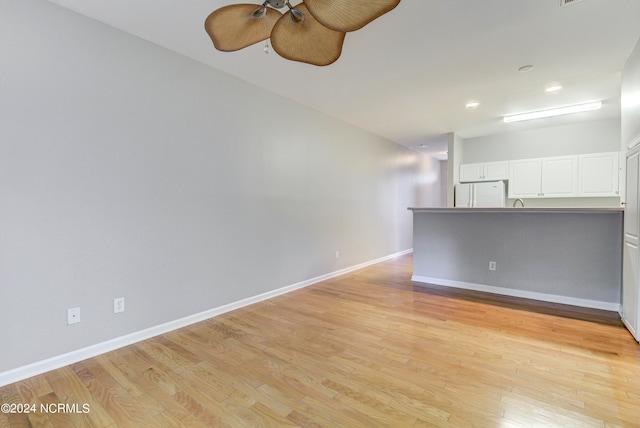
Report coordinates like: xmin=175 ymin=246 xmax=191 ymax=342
xmin=67 ymin=307 xmax=80 ymax=325
xmin=335 ymin=251 xmax=340 ymax=259
xmin=113 ymin=297 xmax=125 ymax=314
xmin=489 ymin=261 xmax=497 ymax=271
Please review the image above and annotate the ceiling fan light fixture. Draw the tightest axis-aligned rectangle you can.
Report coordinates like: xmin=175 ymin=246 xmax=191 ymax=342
xmin=204 ymin=4 xmax=281 ymax=52
xmin=265 ymin=0 xmax=286 ymax=8
xmin=205 ymin=0 xmax=400 ymax=65
xmin=290 ymin=9 xmax=305 ymax=23
xmin=304 ymin=0 xmax=401 ymax=32
xmin=252 ymin=6 xmax=266 ymax=18
xmin=271 ymin=3 xmax=346 ymax=66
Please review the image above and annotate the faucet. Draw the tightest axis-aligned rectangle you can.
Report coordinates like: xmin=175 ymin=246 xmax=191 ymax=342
xmin=512 ymin=198 xmax=525 ymax=208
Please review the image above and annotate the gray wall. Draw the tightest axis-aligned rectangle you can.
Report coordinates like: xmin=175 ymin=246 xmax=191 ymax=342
xmin=462 ymin=119 xmax=621 ymax=163
xmin=412 ymin=211 xmax=622 ymax=304
xmin=0 ymin=0 xmax=440 ymax=373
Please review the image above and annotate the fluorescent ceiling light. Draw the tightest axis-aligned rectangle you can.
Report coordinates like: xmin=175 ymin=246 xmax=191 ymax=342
xmin=503 ymin=101 xmax=602 ymax=123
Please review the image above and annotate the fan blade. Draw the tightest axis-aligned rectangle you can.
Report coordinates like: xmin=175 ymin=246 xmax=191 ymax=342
xmin=270 ymin=3 xmax=345 ymax=66
xmin=304 ymin=0 xmax=400 ymax=32
xmin=205 ymin=4 xmax=282 ymax=52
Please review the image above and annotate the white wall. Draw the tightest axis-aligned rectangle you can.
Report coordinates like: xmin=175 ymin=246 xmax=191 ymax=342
xmin=0 ymin=0 xmax=438 ymax=376
xmin=462 ymin=119 xmax=621 ymax=163
xmin=622 ymin=37 xmax=640 ymax=149
xmin=447 ymin=133 xmax=464 ymax=206
xmin=439 ymin=160 xmax=448 ymax=207
xmin=413 ymin=157 xmax=445 ymax=208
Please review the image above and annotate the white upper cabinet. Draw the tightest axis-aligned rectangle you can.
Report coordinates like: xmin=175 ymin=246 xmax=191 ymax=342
xmin=459 ymin=163 xmax=484 ymax=182
xmin=541 ymin=156 xmax=578 ymax=197
xmin=508 ymin=159 xmax=542 ymax=198
xmin=507 ymin=153 xmax=620 ymax=199
xmin=460 ymin=161 xmax=508 ymax=182
xmin=484 ymin=161 xmax=509 ymax=181
xmin=578 ymin=152 xmax=620 ymax=197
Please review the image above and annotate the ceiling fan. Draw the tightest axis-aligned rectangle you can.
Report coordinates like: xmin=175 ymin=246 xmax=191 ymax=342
xmin=204 ymin=0 xmax=401 ymax=66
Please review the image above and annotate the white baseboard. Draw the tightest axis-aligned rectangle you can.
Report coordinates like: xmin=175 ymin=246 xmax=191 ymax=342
xmin=411 ymin=275 xmax=621 ymax=312
xmin=0 ymin=249 xmax=412 ymax=387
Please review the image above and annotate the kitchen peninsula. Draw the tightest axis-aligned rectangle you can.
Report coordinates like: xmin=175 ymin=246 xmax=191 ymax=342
xmin=408 ymin=207 xmax=623 ymax=311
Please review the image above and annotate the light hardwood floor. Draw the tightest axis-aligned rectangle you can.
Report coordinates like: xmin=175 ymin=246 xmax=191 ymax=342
xmin=1 ymin=254 xmax=639 ymax=427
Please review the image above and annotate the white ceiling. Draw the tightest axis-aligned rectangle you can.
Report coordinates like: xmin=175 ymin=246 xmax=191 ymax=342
xmin=47 ymin=0 xmax=640 ymax=159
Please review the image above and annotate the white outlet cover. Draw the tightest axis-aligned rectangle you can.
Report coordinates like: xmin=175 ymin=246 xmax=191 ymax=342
xmin=67 ymin=307 xmax=80 ymax=325
xmin=114 ymin=297 xmax=125 ymax=313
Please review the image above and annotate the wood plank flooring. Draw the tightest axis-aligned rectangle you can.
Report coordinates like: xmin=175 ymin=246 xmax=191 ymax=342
xmin=1 ymin=254 xmax=639 ymax=427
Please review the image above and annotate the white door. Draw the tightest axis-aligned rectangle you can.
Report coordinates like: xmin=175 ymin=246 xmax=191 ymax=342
xmin=623 ymin=149 xmax=640 ymax=341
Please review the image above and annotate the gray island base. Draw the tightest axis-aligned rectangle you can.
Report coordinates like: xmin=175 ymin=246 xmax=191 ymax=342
xmin=408 ymin=207 xmax=623 ymax=311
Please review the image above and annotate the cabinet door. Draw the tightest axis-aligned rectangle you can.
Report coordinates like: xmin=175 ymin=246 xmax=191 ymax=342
xmin=460 ymin=163 xmax=484 ymax=182
xmin=578 ymin=152 xmax=620 ymax=196
xmin=541 ymin=156 xmax=578 ymax=197
xmin=623 ymin=150 xmax=640 ymax=341
xmin=483 ymin=161 xmax=508 ymax=181
xmin=625 ymin=151 xmax=639 ymax=240
xmin=508 ymin=159 xmax=541 ymax=198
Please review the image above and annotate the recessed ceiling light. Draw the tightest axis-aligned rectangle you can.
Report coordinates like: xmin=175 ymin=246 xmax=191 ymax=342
xmin=518 ymin=65 xmax=534 ymax=72
xmin=545 ymin=85 xmax=563 ymax=93
xmin=503 ymin=101 xmax=602 ymax=123
xmin=465 ymin=101 xmax=480 ymax=109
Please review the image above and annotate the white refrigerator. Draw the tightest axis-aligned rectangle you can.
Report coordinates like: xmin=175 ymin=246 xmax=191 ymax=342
xmin=455 ymin=181 xmax=506 ymax=207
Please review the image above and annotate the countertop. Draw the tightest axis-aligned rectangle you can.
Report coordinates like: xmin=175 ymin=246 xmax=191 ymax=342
xmin=408 ymin=207 xmax=624 ymax=214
